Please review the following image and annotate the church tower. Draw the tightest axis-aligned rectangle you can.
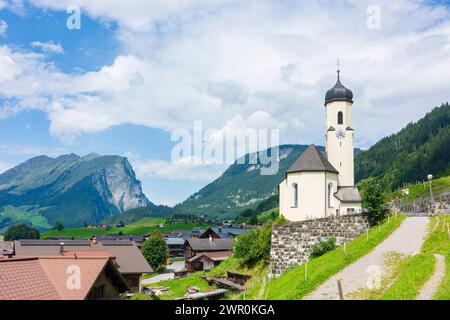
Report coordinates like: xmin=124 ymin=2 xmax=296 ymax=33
xmin=324 ymin=68 xmax=355 ymax=187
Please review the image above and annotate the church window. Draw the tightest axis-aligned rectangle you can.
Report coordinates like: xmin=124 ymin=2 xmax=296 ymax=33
xmin=292 ymin=183 xmax=298 ymax=207
xmin=337 ymin=112 xmax=343 ymax=125
xmin=328 ymin=183 xmax=333 ymax=208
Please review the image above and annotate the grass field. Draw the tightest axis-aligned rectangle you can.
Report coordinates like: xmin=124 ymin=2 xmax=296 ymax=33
xmin=42 ymin=217 xmax=208 ymax=238
xmin=257 ymin=208 xmax=279 ymax=223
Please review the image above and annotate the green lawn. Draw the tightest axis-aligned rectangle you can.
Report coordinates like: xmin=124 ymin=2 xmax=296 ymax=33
xmin=380 ymin=253 xmax=435 ymax=300
xmin=427 ymin=215 xmax=450 ymax=300
xmin=251 ymin=215 xmax=405 ymax=300
xmin=41 ymin=217 xmax=207 ymax=238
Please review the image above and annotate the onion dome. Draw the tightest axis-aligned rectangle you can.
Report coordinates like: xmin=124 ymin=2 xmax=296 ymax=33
xmin=325 ymin=70 xmax=353 ymax=105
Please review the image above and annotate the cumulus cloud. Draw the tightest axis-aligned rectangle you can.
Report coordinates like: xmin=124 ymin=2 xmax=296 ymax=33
xmin=1 ymin=0 xmax=450 ymax=149
xmin=0 ymin=20 xmax=7 ymax=36
xmin=31 ymin=41 xmax=64 ymax=54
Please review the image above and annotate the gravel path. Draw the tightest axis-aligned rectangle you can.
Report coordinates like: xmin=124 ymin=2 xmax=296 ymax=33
xmin=416 ymin=254 xmax=445 ymax=300
xmin=142 ymin=261 xmax=185 ymax=285
xmin=303 ymin=217 xmax=430 ymax=300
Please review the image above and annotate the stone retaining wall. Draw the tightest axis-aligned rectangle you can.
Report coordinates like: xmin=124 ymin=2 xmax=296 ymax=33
xmin=269 ymin=214 xmax=370 ymax=277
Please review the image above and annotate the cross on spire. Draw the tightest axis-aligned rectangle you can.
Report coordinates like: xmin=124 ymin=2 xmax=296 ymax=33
xmin=336 ymin=59 xmax=341 ymax=74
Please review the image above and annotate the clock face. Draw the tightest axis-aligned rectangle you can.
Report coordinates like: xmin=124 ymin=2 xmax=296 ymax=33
xmin=336 ymin=129 xmax=346 ymax=140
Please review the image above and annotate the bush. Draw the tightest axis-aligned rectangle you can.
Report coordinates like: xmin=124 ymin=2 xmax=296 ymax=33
xmin=234 ymin=222 xmax=272 ymax=265
xmin=310 ymin=237 xmax=336 ymax=258
xmin=141 ymin=231 xmax=168 ymax=271
xmin=4 ymin=224 xmax=40 ymax=241
xmin=362 ymin=181 xmax=388 ymax=225
xmin=53 ymin=221 xmax=64 ymax=231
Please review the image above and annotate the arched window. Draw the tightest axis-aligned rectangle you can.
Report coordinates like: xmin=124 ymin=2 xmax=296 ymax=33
xmin=337 ymin=111 xmax=343 ymax=125
xmin=292 ymin=183 xmax=298 ymax=207
xmin=328 ymin=183 xmax=333 ymax=207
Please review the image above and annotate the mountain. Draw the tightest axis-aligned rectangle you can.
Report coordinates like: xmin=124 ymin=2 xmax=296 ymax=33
xmin=355 ymin=103 xmax=450 ymax=189
xmin=0 ymin=153 xmax=152 ymax=230
xmin=174 ymin=145 xmax=310 ymax=219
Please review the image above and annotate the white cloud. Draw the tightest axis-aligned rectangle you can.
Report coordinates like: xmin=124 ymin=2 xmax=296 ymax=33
xmin=1 ymin=0 xmax=450 ymax=150
xmin=0 ymin=162 xmax=11 ymax=174
xmin=0 ymin=20 xmax=7 ymax=36
xmin=31 ymin=41 xmax=64 ymax=54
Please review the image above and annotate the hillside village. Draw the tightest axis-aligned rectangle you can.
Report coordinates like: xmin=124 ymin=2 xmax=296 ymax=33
xmin=1 ymin=71 xmax=449 ymax=301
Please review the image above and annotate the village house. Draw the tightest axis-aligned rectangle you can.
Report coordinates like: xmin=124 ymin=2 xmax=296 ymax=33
xmin=11 ymin=239 xmax=152 ymax=292
xmin=182 ymin=238 xmax=234 ymax=272
xmin=0 ymin=253 xmax=128 ymax=300
xmin=165 ymin=237 xmax=185 ymax=258
xmin=199 ymin=227 xmax=251 ymax=239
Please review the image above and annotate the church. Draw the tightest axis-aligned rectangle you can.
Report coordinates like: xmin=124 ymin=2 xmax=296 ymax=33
xmin=279 ymin=69 xmax=362 ymax=221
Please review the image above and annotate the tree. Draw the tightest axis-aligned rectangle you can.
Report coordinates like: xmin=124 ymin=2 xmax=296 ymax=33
xmin=234 ymin=221 xmax=273 ymax=266
xmin=4 ymin=224 xmax=40 ymax=241
xmin=362 ymin=181 xmax=388 ymax=225
xmin=53 ymin=221 xmax=64 ymax=231
xmin=249 ymin=214 xmax=258 ymax=225
xmin=141 ymin=231 xmax=168 ymax=271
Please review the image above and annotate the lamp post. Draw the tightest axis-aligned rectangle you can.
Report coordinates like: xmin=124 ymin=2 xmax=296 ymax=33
xmin=427 ymin=174 xmax=434 ymax=214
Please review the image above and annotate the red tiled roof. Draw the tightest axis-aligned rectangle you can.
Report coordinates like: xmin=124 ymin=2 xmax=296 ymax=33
xmin=0 ymin=255 xmax=121 ymax=300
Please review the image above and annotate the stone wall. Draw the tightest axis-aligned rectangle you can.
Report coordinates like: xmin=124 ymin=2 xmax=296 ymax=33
xmin=269 ymin=214 xmax=370 ymax=277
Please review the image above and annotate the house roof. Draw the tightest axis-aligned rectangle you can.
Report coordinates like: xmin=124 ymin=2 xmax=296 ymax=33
xmin=14 ymin=239 xmax=153 ymax=275
xmin=183 ymin=238 xmax=234 ymax=251
xmin=334 ymin=186 xmax=362 ymax=203
xmin=286 ymin=144 xmax=338 ymax=174
xmin=201 ymin=227 xmax=251 ymax=239
xmin=187 ymin=251 xmax=232 ymax=262
xmin=165 ymin=237 xmax=185 ymax=246
xmin=0 ymin=255 xmax=127 ymax=300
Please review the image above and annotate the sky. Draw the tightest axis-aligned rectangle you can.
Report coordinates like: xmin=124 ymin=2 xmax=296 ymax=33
xmin=0 ymin=0 xmax=449 ymax=206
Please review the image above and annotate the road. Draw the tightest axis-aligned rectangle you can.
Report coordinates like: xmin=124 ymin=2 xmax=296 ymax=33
xmin=303 ymin=217 xmax=430 ymax=300
xmin=142 ymin=261 xmax=185 ymax=285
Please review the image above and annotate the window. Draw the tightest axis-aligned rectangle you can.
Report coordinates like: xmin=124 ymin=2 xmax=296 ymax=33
xmin=328 ymin=183 xmax=333 ymax=208
xmin=292 ymin=183 xmax=298 ymax=207
xmin=337 ymin=111 xmax=343 ymax=125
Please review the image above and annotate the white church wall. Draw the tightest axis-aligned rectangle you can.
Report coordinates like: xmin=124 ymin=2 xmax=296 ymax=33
xmin=325 ymin=172 xmax=339 ymax=217
xmin=280 ymin=171 xmax=327 ymax=221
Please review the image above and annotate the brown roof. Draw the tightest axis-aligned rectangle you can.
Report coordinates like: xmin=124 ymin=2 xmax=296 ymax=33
xmin=183 ymin=238 xmax=234 ymax=251
xmin=0 ymin=255 xmax=127 ymax=300
xmin=14 ymin=240 xmax=153 ymax=275
xmin=286 ymin=144 xmax=338 ymax=174
xmin=188 ymin=251 xmax=232 ymax=262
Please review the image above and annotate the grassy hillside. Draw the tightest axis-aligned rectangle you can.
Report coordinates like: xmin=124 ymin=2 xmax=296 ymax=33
xmin=391 ymin=175 xmax=450 ymax=201
xmin=355 ymin=103 xmax=450 ymax=189
xmin=41 ymin=217 xmax=207 ymax=238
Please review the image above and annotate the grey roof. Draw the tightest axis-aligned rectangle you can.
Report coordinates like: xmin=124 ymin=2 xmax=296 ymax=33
xmin=325 ymin=71 xmax=353 ymax=105
xmin=19 ymin=239 xmax=90 ymax=246
xmin=334 ymin=187 xmax=362 ymax=203
xmin=212 ymin=227 xmax=249 ymax=237
xmin=183 ymin=238 xmax=234 ymax=251
xmin=14 ymin=240 xmax=152 ymax=274
xmin=166 ymin=237 xmax=185 ymax=246
xmin=286 ymin=144 xmax=338 ymax=174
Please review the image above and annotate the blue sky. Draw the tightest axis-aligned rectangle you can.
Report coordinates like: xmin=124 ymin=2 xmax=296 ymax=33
xmin=0 ymin=0 xmax=450 ymax=206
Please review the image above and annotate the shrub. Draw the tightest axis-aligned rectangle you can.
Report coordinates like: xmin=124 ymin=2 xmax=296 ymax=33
xmin=141 ymin=231 xmax=168 ymax=271
xmin=362 ymin=180 xmax=388 ymax=225
xmin=234 ymin=222 xmax=272 ymax=265
xmin=4 ymin=224 xmax=40 ymax=241
xmin=53 ymin=221 xmax=64 ymax=231
xmin=310 ymin=237 xmax=336 ymax=258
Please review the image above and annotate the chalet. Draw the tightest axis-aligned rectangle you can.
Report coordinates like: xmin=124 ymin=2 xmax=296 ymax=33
xmin=187 ymin=251 xmax=232 ymax=271
xmin=199 ymin=227 xmax=251 ymax=239
xmin=12 ymin=239 xmax=152 ymax=292
xmin=0 ymin=253 xmax=128 ymax=300
xmin=182 ymin=238 xmax=234 ymax=272
xmin=165 ymin=237 xmax=185 ymax=258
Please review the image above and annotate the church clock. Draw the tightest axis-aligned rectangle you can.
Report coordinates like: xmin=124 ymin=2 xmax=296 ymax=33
xmin=335 ymin=129 xmax=346 ymax=140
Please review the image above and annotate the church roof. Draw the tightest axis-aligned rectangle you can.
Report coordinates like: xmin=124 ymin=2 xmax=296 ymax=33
xmin=325 ymin=70 xmax=353 ymax=105
xmin=286 ymin=144 xmax=338 ymax=174
xmin=334 ymin=187 xmax=362 ymax=203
